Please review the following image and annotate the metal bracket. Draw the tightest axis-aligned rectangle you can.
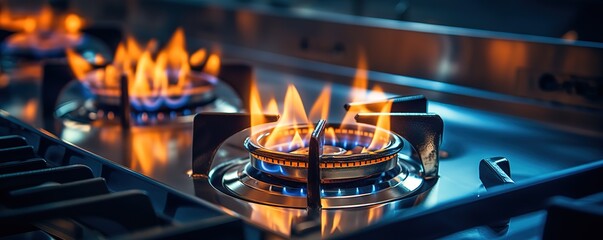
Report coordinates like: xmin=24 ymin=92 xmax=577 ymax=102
xmin=307 ymin=119 xmax=325 ymax=217
xmin=349 ymin=95 xmax=443 ymax=180
xmin=119 ymin=75 xmax=131 ymax=129
xmin=345 ymin=95 xmax=427 ymax=113
xmin=479 ymin=157 xmax=514 ymax=233
xmin=479 ymin=157 xmax=514 ymax=189
xmin=217 ymin=64 xmax=253 ymax=111
xmin=41 ymin=60 xmax=74 ymax=133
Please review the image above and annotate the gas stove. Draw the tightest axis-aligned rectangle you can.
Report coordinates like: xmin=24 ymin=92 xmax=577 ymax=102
xmin=189 ymin=94 xmax=442 ymax=237
xmin=1 ymin=1 xmax=603 ymax=240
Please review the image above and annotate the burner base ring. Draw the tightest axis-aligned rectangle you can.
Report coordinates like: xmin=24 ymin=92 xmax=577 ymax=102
xmin=212 ymin=155 xmax=425 ymax=209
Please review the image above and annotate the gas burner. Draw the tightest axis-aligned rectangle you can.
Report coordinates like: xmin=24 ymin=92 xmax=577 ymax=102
xmin=210 ymin=123 xmax=424 ymax=208
xmin=89 ymin=71 xmax=217 ymax=114
xmin=194 ymin=95 xmax=443 ymax=212
xmin=55 ymin=69 xmax=234 ymax=126
xmin=53 ymin=71 xmax=240 ymax=126
xmin=209 ymin=121 xmax=425 ymax=208
xmin=245 ymin=123 xmax=403 ymax=182
xmin=53 ymin=28 xmax=241 ymax=126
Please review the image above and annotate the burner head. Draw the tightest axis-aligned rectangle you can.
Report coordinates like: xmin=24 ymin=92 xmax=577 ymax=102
xmin=245 ymin=122 xmax=403 ymax=182
xmin=83 ymin=68 xmax=218 ymax=114
xmin=60 ymin=29 xmax=240 ymax=125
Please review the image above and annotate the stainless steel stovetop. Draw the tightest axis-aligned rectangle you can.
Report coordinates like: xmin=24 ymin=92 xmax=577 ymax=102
xmin=3 ymin=63 xmax=601 ymax=238
xmin=1 ymin=1 xmax=603 ymax=239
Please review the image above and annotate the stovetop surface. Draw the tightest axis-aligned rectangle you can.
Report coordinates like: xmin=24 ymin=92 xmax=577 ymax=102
xmin=57 ymin=65 xmax=602 ymax=185
xmin=39 ymin=66 xmax=603 ymax=236
xmin=1 ymin=2 xmax=603 ymax=239
xmin=1 ymin=63 xmax=602 ymax=238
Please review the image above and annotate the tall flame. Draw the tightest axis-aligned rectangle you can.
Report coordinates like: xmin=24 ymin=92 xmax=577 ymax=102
xmin=250 ymin=79 xmax=269 ymax=134
xmin=131 ymin=50 xmax=157 ymax=98
xmin=325 ymin=126 xmax=338 ymax=145
xmin=341 ymin=50 xmax=382 ymax=125
xmin=263 ymin=85 xmax=311 ymax=148
xmin=22 ymin=18 xmax=35 ymax=33
xmin=308 ymin=85 xmax=331 ymax=122
xmin=367 ymin=101 xmax=392 ymax=150
xmin=66 ymin=48 xmax=91 ymax=80
xmin=250 ymin=49 xmax=392 ymax=151
xmin=351 ymin=51 xmax=369 ymax=103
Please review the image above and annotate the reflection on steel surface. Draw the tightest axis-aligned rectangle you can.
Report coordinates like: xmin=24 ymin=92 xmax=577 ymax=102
xmin=129 ymin=128 xmax=192 ymax=176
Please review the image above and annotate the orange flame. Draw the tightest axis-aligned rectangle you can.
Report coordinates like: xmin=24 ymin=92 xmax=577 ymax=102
xmin=250 ymin=50 xmax=392 ymax=151
xmin=368 ymin=101 xmax=392 ymax=149
xmin=263 ymin=84 xmax=311 ymax=148
xmin=131 ymin=50 xmax=156 ymax=97
xmin=0 ymin=4 xmax=83 ymax=35
xmin=290 ymin=131 xmax=305 ymax=150
xmin=190 ymin=48 xmax=207 ymax=66
xmin=325 ymin=126 xmax=338 ymax=144
xmin=66 ymin=28 xmax=221 ymax=102
xmin=64 ymin=14 xmax=82 ymax=34
xmin=37 ymin=5 xmax=53 ymax=32
xmin=341 ymin=51 xmax=382 ymax=125
xmin=308 ymin=85 xmax=331 ymax=122
xmin=351 ymin=51 xmax=369 ymax=102
xmin=66 ymin=48 xmax=92 ymax=80
xmin=366 ymin=85 xmax=387 ymax=101
xmin=266 ymin=97 xmax=279 ymax=115
xmin=250 ymin=80 xmax=269 ymax=134
xmin=126 ymin=35 xmax=143 ymax=61
xmin=204 ymin=53 xmax=221 ymax=76
xmin=0 ymin=7 xmax=10 ymax=28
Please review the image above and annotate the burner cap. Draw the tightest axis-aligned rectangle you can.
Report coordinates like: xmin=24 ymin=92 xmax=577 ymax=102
xmin=245 ymin=123 xmax=403 ymax=182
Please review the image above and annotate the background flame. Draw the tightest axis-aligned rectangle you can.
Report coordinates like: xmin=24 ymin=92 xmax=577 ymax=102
xmin=66 ymin=48 xmax=91 ymax=80
xmin=341 ymin=51 xmax=387 ymax=126
xmin=64 ymin=13 xmax=82 ymax=34
xmin=367 ymin=101 xmax=392 ymax=150
xmin=308 ymin=85 xmax=331 ymax=122
xmin=189 ymin=48 xmax=207 ymax=66
xmin=249 ymin=79 xmax=269 ymax=133
xmin=0 ymin=4 xmax=82 ymax=34
xmin=66 ymin=28 xmax=221 ymax=104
